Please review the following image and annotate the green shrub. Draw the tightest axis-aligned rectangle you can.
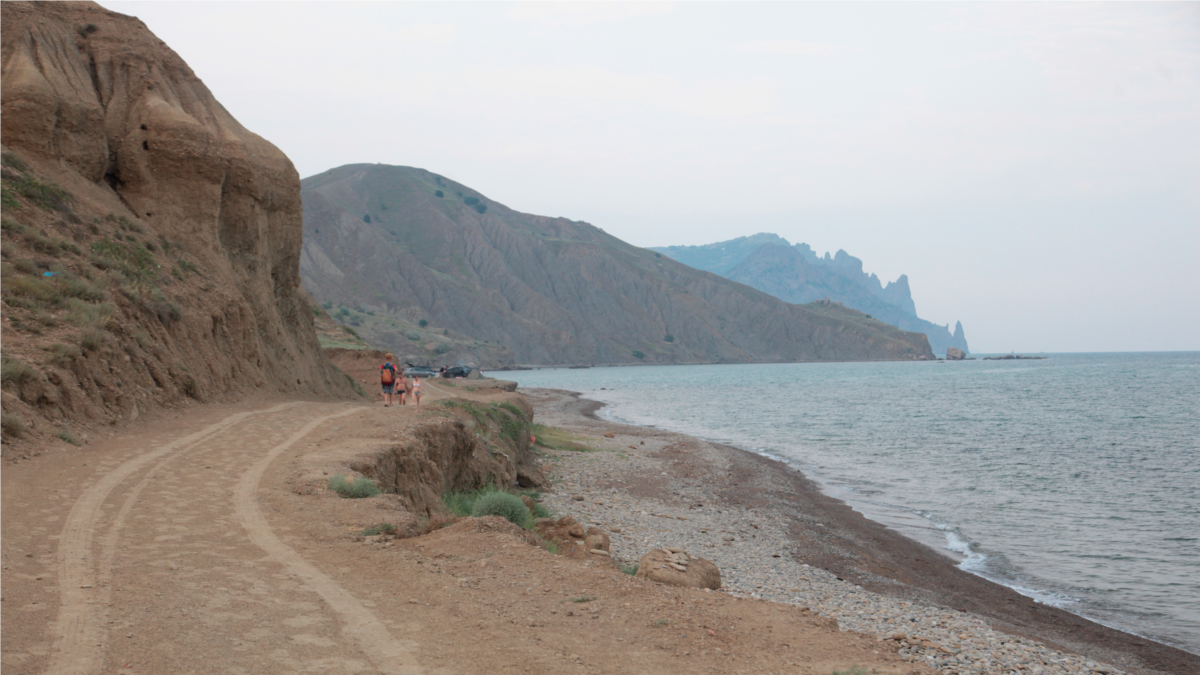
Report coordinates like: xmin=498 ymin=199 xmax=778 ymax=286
xmin=90 ymin=238 xmax=155 ymax=285
xmin=620 ymin=563 xmax=639 ymax=576
xmin=1 ymin=355 xmax=36 ymax=387
xmin=79 ymin=327 xmax=105 ymax=352
xmin=418 ymin=319 xmax=428 ymax=327
xmin=57 ymin=430 xmax=81 ymax=446
xmin=48 ymin=343 xmax=81 ymax=368
xmin=14 ymin=258 xmax=37 ymax=274
xmin=8 ymin=174 xmax=73 ymax=212
xmin=1 ymin=151 xmax=29 ymax=172
xmin=64 ymin=299 xmax=114 ymax=328
xmin=463 ymin=196 xmax=480 ymax=206
xmin=434 ymin=190 xmax=444 ymax=198
xmin=569 ymin=596 xmax=597 ymax=604
xmin=61 ymin=274 xmax=105 ymax=301
xmin=327 ymin=474 xmax=381 ymax=499
xmin=1 ymin=186 xmax=19 ymax=210
xmin=664 ymin=334 xmax=674 ymax=342
xmin=360 ymin=523 xmax=396 ymax=536
xmin=4 ymin=275 xmax=63 ymax=307
xmin=470 ymin=491 xmax=531 ymax=527
xmin=472 ymin=203 xmax=487 ymax=214
xmin=1 ymin=413 xmax=25 ymax=437
xmin=497 ymin=402 xmax=527 ymax=420
xmin=632 ymin=350 xmax=645 ymax=360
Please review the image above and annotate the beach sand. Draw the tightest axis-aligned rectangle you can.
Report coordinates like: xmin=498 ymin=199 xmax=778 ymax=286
xmin=525 ymin=388 xmax=1199 ymax=675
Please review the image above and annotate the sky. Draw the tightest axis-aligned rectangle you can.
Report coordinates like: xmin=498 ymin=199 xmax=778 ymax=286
xmin=101 ymin=1 xmax=1200 ymax=353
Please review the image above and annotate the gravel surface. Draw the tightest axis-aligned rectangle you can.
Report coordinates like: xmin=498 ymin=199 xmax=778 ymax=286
xmin=530 ymin=390 xmax=1131 ymax=675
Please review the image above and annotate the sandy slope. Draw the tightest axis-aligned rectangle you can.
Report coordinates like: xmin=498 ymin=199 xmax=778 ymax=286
xmin=2 ymin=385 xmax=925 ymax=675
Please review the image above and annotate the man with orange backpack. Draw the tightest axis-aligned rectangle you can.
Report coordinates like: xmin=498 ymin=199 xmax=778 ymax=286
xmin=380 ymin=353 xmax=398 ymax=407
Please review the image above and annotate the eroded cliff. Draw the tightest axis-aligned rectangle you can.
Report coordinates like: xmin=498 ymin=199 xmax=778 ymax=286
xmin=1 ymin=2 xmax=355 ymax=452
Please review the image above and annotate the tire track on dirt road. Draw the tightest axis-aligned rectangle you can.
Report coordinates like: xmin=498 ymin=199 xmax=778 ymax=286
xmin=47 ymin=402 xmax=302 ymax=675
xmin=233 ymin=406 xmax=423 ymax=675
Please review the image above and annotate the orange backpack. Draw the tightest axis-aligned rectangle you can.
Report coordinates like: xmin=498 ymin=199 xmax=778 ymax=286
xmin=381 ymin=364 xmax=395 ymax=385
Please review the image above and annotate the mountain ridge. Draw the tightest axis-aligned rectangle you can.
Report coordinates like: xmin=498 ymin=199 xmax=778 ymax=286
xmin=651 ymin=234 xmax=969 ymax=355
xmin=298 ymin=164 xmax=933 ymax=366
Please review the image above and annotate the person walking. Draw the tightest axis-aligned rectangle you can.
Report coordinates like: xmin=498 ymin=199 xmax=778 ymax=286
xmin=403 ymin=372 xmax=415 ymax=405
xmin=380 ymin=353 xmax=398 ymax=407
xmin=412 ymin=376 xmax=422 ymax=405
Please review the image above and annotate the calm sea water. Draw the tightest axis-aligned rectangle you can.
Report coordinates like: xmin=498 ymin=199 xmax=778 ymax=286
xmin=503 ymin=353 xmax=1200 ymax=653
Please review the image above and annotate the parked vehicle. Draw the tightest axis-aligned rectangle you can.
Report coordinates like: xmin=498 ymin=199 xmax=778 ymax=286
xmin=403 ymin=366 xmax=437 ymax=378
xmin=442 ymin=365 xmax=472 ymax=378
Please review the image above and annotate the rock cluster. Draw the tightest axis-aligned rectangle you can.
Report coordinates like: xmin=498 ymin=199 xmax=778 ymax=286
xmin=635 ymin=548 xmax=721 ymax=590
xmin=946 ymin=347 xmax=966 ymax=360
xmin=535 ymin=516 xmax=613 ymax=561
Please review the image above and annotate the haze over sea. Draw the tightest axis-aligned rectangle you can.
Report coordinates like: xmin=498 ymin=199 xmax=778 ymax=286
xmin=504 ymin=353 xmax=1200 ymax=654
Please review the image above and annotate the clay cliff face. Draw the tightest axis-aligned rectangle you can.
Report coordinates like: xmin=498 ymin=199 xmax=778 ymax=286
xmin=653 ymin=235 xmax=970 ymax=355
xmin=299 ymin=164 xmax=932 ymax=366
xmin=1 ymin=2 xmax=353 ymax=450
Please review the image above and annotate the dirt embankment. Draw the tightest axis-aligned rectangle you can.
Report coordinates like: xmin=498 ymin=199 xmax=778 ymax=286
xmin=1 ymin=1 xmax=356 ymax=456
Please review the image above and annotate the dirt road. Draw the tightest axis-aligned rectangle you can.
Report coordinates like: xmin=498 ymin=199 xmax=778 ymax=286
xmin=3 ymin=391 xmax=921 ymax=675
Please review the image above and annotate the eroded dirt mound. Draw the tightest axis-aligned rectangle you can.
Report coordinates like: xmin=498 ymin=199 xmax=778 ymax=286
xmin=1 ymin=2 xmax=355 ymax=454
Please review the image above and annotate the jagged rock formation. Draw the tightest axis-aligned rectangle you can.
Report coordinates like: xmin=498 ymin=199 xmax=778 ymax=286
xmin=1 ymin=2 xmax=354 ymax=451
xmin=299 ymin=164 xmax=933 ymax=366
xmin=652 ymin=234 xmax=970 ymax=355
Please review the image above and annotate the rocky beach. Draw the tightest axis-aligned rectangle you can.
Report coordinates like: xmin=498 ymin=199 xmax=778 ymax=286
xmin=525 ymin=388 xmax=1200 ymax=675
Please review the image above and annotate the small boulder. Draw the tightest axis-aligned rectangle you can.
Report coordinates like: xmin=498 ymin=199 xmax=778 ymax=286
xmin=584 ymin=527 xmax=610 ymax=552
xmin=946 ymin=347 xmax=966 ymax=360
xmin=634 ymin=549 xmax=721 ymax=590
xmin=603 ymin=432 xmax=615 ymax=438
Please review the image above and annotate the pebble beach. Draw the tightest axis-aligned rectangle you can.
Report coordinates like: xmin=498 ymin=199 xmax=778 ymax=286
xmin=525 ymin=388 xmax=1198 ymax=675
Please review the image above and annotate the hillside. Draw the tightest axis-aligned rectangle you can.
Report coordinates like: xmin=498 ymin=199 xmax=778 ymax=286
xmin=652 ymin=235 xmax=969 ymax=355
xmin=299 ymin=164 xmax=933 ymax=366
xmin=0 ymin=1 xmax=355 ymax=453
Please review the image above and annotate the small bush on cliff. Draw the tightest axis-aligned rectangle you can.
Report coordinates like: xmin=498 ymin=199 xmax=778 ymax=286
xmin=79 ymin=328 xmax=105 ymax=352
xmin=360 ymin=523 xmax=396 ymax=536
xmin=1 ymin=355 xmax=36 ymax=387
xmin=48 ymin=343 xmax=81 ymax=368
xmin=632 ymin=350 xmax=645 ymax=360
xmin=327 ymin=474 xmax=382 ymax=499
xmin=1 ymin=413 xmax=25 ymax=437
xmin=471 ymin=491 xmax=531 ymax=528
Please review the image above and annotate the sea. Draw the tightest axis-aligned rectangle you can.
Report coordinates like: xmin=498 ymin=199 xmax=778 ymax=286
xmin=502 ymin=352 xmax=1200 ymax=654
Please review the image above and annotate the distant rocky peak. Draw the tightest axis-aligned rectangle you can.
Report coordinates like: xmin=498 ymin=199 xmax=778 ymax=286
xmin=792 ymin=242 xmax=819 ymax=261
xmin=880 ymin=274 xmax=917 ymax=316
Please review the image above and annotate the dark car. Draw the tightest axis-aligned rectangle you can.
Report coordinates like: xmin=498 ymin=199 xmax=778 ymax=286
xmin=442 ymin=365 xmax=472 ymax=378
xmin=403 ymin=366 xmax=437 ymax=378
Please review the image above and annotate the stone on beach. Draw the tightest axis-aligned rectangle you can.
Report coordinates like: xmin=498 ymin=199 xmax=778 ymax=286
xmin=635 ymin=549 xmax=721 ymax=590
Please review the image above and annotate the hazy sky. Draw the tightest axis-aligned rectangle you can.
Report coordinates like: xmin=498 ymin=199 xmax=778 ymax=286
xmin=101 ymin=2 xmax=1199 ymax=353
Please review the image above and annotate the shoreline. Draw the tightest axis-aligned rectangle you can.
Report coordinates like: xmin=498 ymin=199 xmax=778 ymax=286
xmin=528 ymin=387 xmax=1199 ymax=675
